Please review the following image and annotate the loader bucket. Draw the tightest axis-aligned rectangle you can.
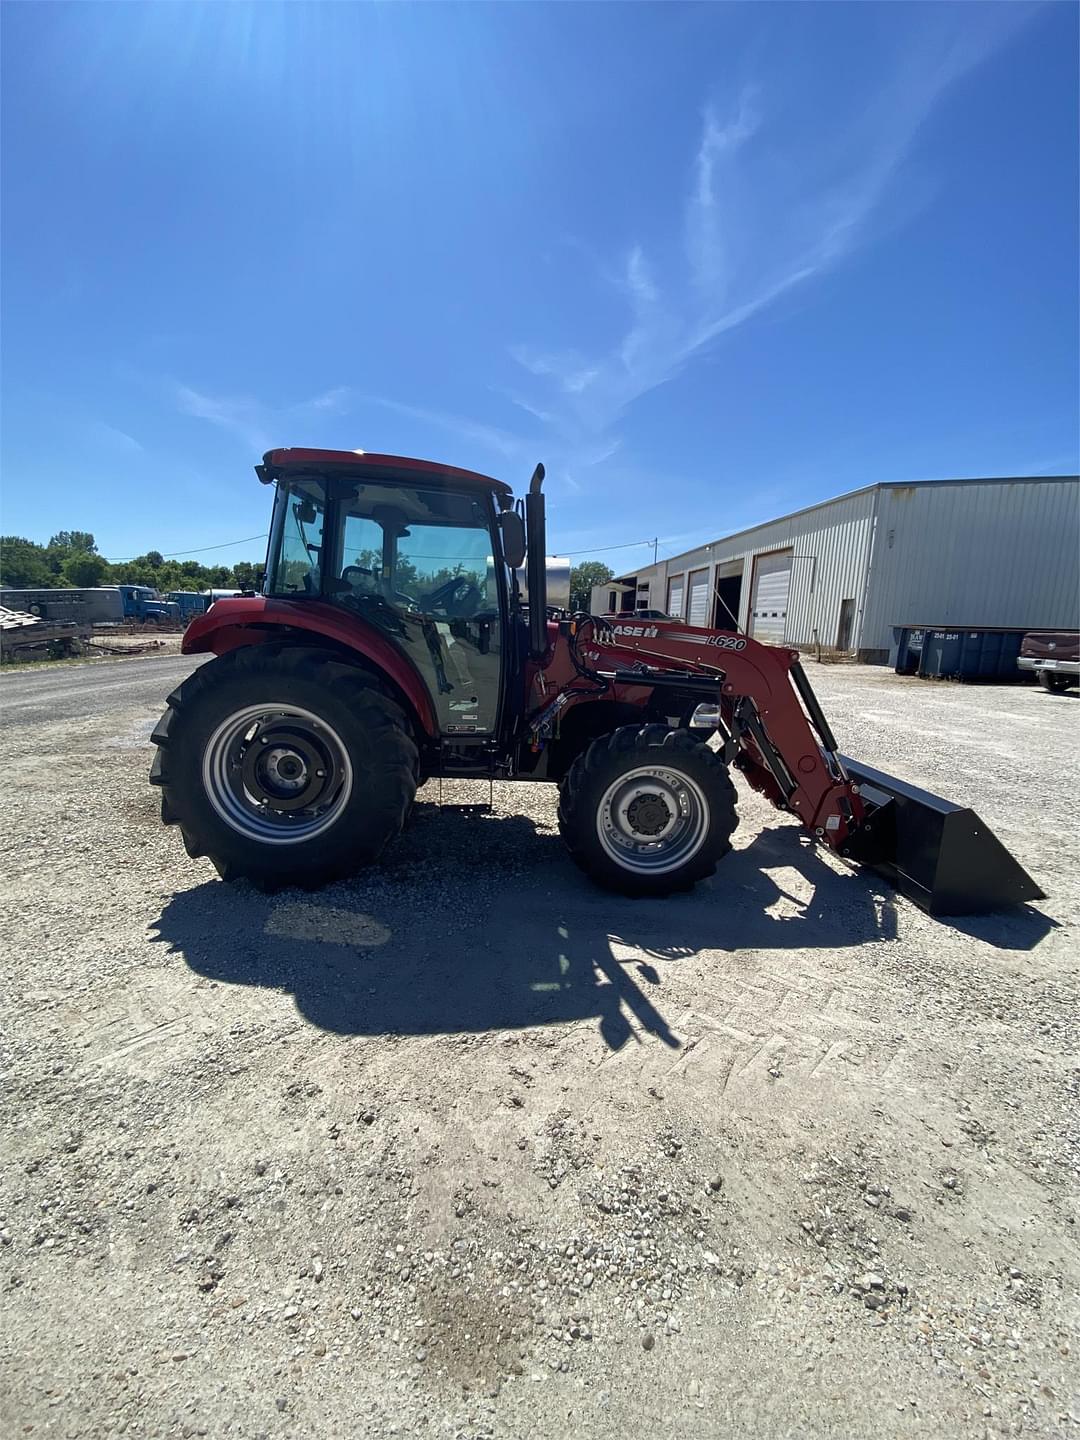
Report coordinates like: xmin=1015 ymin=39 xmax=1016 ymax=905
xmin=838 ymin=756 xmax=1045 ymax=916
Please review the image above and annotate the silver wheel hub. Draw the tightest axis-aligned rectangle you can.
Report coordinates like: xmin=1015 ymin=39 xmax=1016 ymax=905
xmin=261 ymin=746 xmax=309 ymax=794
xmin=597 ymin=764 xmax=710 ymax=875
xmin=202 ymin=703 xmax=353 ymax=845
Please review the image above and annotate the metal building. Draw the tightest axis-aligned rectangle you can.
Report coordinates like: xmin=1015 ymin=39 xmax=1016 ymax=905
xmin=591 ymin=476 xmax=1079 ymax=662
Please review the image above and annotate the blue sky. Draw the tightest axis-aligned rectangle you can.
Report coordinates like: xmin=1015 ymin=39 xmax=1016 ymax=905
xmin=2 ymin=2 xmax=1077 ymax=570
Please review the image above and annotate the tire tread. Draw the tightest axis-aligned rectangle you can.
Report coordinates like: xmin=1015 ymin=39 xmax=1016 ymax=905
xmin=150 ymin=645 xmax=419 ymax=888
xmin=558 ymin=725 xmax=738 ymax=896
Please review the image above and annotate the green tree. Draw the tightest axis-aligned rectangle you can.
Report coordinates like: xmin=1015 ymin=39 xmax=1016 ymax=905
xmin=231 ymin=560 xmax=261 ymax=591
xmin=62 ymin=551 xmax=111 ymax=587
xmin=48 ymin=530 xmax=97 ymax=553
xmin=569 ymin=560 xmax=614 ymax=613
xmin=0 ymin=536 xmax=60 ymax=589
xmin=112 ymin=561 xmax=158 ymax=587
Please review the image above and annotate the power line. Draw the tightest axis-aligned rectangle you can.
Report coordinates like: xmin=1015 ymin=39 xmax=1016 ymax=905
xmin=162 ymin=533 xmax=267 ymax=557
xmin=109 ymin=533 xmax=267 ymax=563
xmin=559 ymin=539 xmax=661 ymax=557
xmin=108 ymin=529 xmax=668 ymax=566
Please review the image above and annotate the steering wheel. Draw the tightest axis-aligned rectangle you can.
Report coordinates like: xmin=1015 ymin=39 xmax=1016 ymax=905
xmin=341 ymin=566 xmax=423 ymax=615
xmin=421 ymin=575 xmax=483 ymax=616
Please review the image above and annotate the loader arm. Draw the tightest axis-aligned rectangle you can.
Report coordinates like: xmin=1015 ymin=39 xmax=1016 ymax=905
xmin=583 ymin=622 xmax=864 ymax=846
xmin=531 ymin=617 xmax=1044 ymax=916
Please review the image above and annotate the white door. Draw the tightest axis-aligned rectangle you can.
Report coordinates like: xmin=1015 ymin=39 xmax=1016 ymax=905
xmin=667 ymin=574 xmax=685 ymax=618
xmin=687 ymin=568 xmax=709 ymax=628
xmin=750 ymin=550 xmax=792 ymax=643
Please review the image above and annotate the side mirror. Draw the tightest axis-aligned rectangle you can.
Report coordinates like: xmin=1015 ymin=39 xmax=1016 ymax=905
xmin=498 ymin=511 xmax=527 ymax=570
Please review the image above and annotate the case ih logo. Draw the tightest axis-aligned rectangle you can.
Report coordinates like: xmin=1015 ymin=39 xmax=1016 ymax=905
xmin=612 ymin=623 xmax=660 ymax=638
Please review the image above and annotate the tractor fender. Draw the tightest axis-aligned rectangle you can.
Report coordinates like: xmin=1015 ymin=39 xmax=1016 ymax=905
xmin=180 ymin=595 xmax=439 ymax=737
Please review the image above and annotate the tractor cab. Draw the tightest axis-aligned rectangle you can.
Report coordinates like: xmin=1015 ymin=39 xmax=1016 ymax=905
xmin=259 ymin=449 xmax=530 ymax=738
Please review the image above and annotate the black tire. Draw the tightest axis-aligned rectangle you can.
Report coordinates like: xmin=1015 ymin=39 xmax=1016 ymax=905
xmin=150 ymin=644 xmax=418 ymax=889
xmin=558 ymin=725 xmax=738 ymax=896
xmin=1038 ymin=670 xmax=1070 ymax=693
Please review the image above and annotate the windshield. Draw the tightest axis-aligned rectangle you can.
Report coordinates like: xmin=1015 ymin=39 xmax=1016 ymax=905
xmin=266 ymin=481 xmax=325 ymax=595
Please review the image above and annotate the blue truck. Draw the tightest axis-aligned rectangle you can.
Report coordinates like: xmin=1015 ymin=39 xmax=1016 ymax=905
xmin=117 ymin=585 xmax=182 ymax=624
xmin=166 ymin=590 xmax=211 ymax=621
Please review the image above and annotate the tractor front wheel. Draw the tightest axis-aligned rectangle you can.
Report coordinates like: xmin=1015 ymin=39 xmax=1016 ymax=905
xmin=150 ymin=645 xmax=418 ymax=889
xmin=558 ymin=725 xmax=738 ymax=896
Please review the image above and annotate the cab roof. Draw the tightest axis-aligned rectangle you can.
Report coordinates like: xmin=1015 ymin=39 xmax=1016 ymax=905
xmin=258 ymin=447 xmax=514 ymax=499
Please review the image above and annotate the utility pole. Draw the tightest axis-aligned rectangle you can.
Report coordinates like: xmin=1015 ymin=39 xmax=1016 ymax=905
xmin=650 ymin=537 xmax=658 ymax=565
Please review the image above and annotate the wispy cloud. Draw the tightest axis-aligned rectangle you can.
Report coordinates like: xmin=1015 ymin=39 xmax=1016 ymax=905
xmin=688 ymin=90 xmax=760 ymax=299
xmin=89 ymin=420 xmax=143 ymax=455
xmin=294 ymin=386 xmax=353 ymax=416
xmin=509 ymin=9 xmax=1031 ymax=469
xmin=509 ymin=345 xmax=601 ymax=397
xmin=175 ymin=383 xmax=269 ymax=452
xmin=499 ymin=389 xmax=558 ymax=427
xmin=361 ymin=395 xmax=522 ymax=458
xmin=172 ymin=380 xmax=524 ymax=465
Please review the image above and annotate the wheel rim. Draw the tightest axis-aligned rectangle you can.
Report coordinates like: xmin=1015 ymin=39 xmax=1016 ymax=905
xmin=202 ymin=703 xmax=353 ymax=844
xmin=596 ymin=764 xmax=710 ymax=874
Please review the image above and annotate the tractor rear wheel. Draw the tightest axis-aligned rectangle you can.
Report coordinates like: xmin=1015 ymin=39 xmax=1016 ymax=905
xmin=558 ymin=725 xmax=738 ymax=895
xmin=150 ymin=644 xmax=418 ymax=889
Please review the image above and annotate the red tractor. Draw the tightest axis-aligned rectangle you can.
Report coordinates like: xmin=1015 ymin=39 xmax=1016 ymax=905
xmin=151 ymin=449 xmax=1041 ymax=915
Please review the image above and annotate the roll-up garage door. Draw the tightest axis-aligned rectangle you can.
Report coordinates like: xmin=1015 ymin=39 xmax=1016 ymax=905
xmin=667 ymin=574 xmax=685 ymax=618
xmin=687 ymin=568 xmax=709 ymax=628
xmin=750 ymin=550 xmax=792 ymax=643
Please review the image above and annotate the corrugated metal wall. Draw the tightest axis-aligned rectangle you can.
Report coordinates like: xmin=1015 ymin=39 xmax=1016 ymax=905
xmin=613 ymin=477 xmax=1079 ymax=658
xmin=860 ymin=479 xmax=1080 ymax=653
xmin=639 ymin=487 xmax=878 ymax=647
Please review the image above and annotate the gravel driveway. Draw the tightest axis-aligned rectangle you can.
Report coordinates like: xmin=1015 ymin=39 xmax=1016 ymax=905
xmin=1 ymin=656 xmax=1076 ymax=1440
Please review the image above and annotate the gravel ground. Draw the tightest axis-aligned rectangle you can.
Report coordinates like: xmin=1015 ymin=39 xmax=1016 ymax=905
xmin=0 ymin=657 xmax=1076 ymax=1440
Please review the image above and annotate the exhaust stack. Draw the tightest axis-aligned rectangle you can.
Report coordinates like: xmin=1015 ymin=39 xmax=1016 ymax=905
xmin=525 ymin=463 xmax=548 ymax=658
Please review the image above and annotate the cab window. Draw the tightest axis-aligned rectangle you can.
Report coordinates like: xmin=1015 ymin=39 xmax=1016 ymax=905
xmin=332 ymin=483 xmax=502 ymax=736
xmin=333 ymin=487 xmax=495 ymax=620
xmin=268 ymin=483 xmax=324 ymax=595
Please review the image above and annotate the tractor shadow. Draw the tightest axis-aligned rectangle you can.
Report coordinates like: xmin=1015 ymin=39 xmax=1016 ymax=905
xmin=151 ymin=802 xmax=1053 ymax=1049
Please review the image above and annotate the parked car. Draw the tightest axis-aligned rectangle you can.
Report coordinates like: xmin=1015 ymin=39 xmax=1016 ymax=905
xmin=1018 ymin=630 xmax=1079 ymax=692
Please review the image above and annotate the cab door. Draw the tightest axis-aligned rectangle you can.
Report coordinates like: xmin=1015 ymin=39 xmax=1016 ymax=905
xmin=331 ymin=485 xmax=505 ymax=737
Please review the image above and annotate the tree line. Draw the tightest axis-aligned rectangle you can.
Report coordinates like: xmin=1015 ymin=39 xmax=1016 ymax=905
xmin=0 ymin=531 xmax=262 ymax=594
xmin=1 ymin=532 xmax=620 ymax=611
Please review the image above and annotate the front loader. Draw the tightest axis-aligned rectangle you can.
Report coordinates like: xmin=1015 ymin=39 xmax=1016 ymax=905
xmin=150 ymin=448 xmax=1043 ymax=915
